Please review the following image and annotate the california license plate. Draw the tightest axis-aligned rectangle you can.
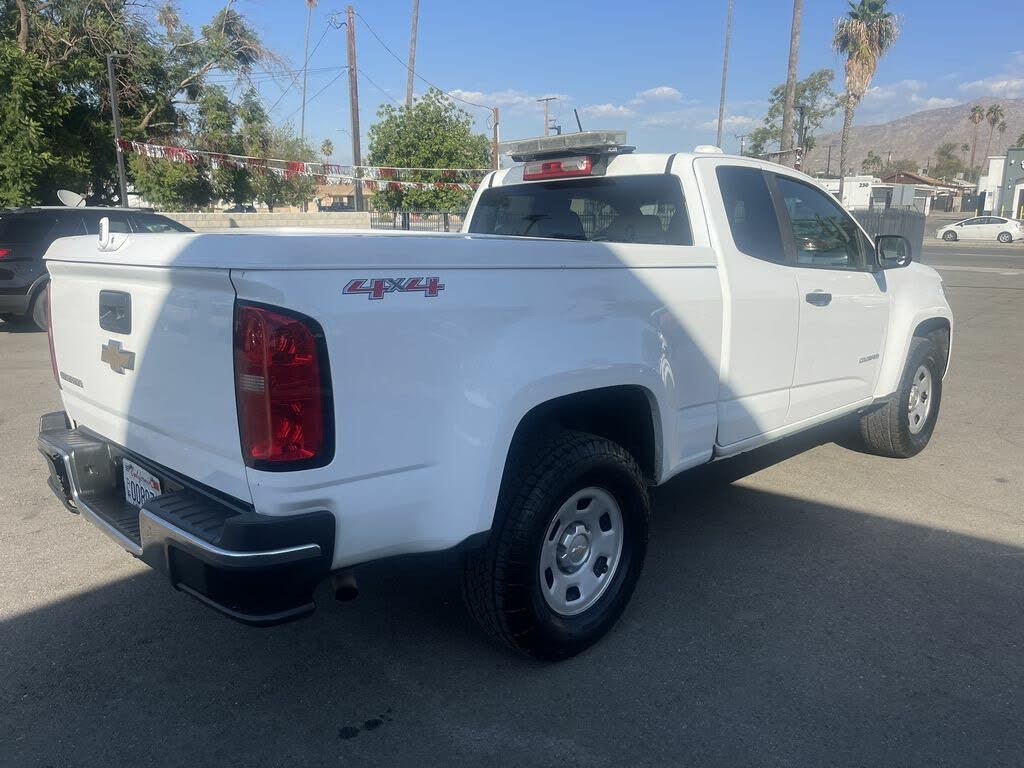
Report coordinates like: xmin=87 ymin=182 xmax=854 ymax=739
xmin=123 ymin=458 xmax=162 ymax=508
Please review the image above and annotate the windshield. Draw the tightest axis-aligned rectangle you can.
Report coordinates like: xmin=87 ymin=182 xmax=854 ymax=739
xmin=468 ymin=174 xmax=693 ymax=245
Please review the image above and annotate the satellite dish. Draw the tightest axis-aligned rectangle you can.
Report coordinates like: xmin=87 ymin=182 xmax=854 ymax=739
xmin=57 ymin=190 xmax=86 ymax=207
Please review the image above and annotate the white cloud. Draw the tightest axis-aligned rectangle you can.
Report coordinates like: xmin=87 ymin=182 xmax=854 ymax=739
xmin=699 ymin=114 xmax=759 ymax=131
xmin=447 ymin=89 xmax=569 ymax=110
xmin=630 ymin=86 xmax=682 ymax=105
xmin=959 ymin=77 xmax=1024 ymax=98
xmin=579 ymin=103 xmax=636 ymax=120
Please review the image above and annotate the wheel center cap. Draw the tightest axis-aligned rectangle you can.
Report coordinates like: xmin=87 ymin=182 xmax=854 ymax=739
xmin=908 ymin=386 xmax=920 ymax=410
xmin=557 ymin=524 xmax=592 ymax=573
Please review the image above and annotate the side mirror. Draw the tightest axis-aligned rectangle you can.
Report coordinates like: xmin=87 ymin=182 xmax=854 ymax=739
xmin=876 ymin=234 xmax=912 ymax=269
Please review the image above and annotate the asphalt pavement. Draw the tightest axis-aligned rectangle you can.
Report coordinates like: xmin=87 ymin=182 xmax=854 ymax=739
xmin=1 ymin=247 xmax=1022 ymax=767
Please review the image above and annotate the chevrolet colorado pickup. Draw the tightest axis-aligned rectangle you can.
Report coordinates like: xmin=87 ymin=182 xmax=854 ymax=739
xmin=38 ymin=134 xmax=953 ymax=659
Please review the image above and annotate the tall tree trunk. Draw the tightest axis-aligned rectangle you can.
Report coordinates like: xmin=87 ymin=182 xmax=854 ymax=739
xmin=984 ymin=125 xmax=995 ymax=164
xmin=15 ymin=0 xmax=29 ymax=52
xmin=778 ymin=0 xmax=803 ymax=165
xmin=837 ymin=92 xmax=855 ymax=202
xmin=715 ymin=0 xmax=734 ymax=148
xmin=969 ymin=123 xmax=979 ymax=169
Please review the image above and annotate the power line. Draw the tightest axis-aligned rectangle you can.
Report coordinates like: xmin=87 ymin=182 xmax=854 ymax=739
xmin=354 ymin=11 xmax=492 ymax=112
xmin=266 ymin=22 xmax=336 ymax=113
xmin=357 ymin=66 xmax=403 ymax=106
xmin=281 ymin=69 xmax=349 ymax=123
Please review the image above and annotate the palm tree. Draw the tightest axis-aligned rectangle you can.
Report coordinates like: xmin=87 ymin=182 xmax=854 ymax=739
xmin=779 ymin=0 xmax=803 ymax=164
xmin=968 ymin=105 xmax=985 ymax=169
xmin=833 ymin=0 xmax=900 ymax=199
xmin=960 ymin=142 xmax=970 ymax=165
xmin=983 ymin=104 xmax=1005 ymax=161
xmin=997 ymin=120 xmax=1008 ymax=151
xmin=716 ymin=0 xmax=735 ymax=148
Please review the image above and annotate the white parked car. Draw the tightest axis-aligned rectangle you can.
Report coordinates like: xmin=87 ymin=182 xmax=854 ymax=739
xmin=37 ymin=134 xmax=953 ymax=659
xmin=936 ymin=215 xmax=1023 ymax=243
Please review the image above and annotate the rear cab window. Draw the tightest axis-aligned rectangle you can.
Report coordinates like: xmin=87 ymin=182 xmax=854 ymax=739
xmin=0 ymin=216 xmax=57 ymax=243
xmin=468 ymin=174 xmax=693 ymax=246
xmin=133 ymin=215 xmax=191 ymax=233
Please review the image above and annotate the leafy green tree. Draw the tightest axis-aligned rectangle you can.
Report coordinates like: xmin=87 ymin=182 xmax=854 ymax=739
xmin=367 ymin=88 xmax=491 ymax=211
xmin=320 ymin=138 xmax=334 ymax=159
xmin=880 ymin=157 xmax=918 ymax=176
xmin=0 ymin=41 xmax=89 ymax=206
xmin=128 ymin=153 xmax=212 ymax=210
xmin=833 ymin=0 xmax=900 ymax=193
xmin=249 ymin=126 xmax=317 ymax=211
xmin=747 ymin=68 xmax=840 ymax=157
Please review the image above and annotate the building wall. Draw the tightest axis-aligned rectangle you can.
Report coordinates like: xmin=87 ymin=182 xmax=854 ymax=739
xmin=162 ymin=211 xmax=371 ymax=231
xmin=997 ymin=148 xmax=1024 ymax=217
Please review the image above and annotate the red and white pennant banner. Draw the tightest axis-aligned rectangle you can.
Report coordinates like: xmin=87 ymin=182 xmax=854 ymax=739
xmin=116 ymin=139 xmax=486 ymax=190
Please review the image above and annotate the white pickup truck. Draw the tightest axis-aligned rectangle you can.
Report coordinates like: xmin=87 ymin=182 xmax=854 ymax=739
xmin=38 ymin=134 xmax=952 ymax=659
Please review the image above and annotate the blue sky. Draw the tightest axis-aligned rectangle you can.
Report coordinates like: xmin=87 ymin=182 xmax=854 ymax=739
xmin=181 ymin=0 xmax=1023 ymax=164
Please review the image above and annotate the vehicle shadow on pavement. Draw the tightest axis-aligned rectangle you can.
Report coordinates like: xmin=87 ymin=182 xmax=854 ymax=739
xmin=3 ymin=425 xmax=1021 ymax=768
xmin=0 ymin=321 xmax=43 ymax=334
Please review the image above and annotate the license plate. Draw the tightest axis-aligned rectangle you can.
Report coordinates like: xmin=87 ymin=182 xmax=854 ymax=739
xmin=123 ymin=458 xmax=162 ymax=508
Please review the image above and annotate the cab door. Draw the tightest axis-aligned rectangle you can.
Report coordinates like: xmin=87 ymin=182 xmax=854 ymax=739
xmin=770 ymin=173 xmax=890 ymax=424
xmin=698 ymin=160 xmax=800 ymax=446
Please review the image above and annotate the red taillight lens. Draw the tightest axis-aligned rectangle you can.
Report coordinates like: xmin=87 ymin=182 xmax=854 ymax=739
xmin=0 ymin=248 xmax=11 ymax=259
xmin=522 ymin=155 xmax=593 ymax=181
xmin=233 ymin=303 xmax=332 ymax=468
xmin=46 ymin=285 xmax=60 ymax=388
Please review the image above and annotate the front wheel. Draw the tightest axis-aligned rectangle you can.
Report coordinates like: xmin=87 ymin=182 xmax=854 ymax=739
xmin=998 ymin=231 xmax=1013 ymax=243
xmin=463 ymin=430 xmax=650 ymax=660
xmin=942 ymin=230 xmax=957 ymax=242
xmin=858 ymin=336 xmax=943 ymax=458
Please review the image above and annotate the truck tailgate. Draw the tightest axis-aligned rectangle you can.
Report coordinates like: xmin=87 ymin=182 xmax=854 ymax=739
xmin=46 ymin=259 xmax=250 ymax=503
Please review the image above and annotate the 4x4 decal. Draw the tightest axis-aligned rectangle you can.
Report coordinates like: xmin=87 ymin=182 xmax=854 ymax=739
xmin=343 ymin=277 xmax=445 ymax=300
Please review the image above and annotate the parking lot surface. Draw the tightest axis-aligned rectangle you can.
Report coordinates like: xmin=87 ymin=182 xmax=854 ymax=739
xmin=1 ymin=250 xmax=1022 ymax=767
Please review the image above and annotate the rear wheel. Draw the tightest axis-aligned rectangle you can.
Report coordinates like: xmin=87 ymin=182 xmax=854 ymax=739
xmin=998 ymin=231 xmax=1013 ymax=243
xmin=463 ymin=430 xmax=650 ymax=660
xmin=942 ymin=230 xmax=957 ymax=242
xmin=858 ymin=336 xmax=943 ymax=458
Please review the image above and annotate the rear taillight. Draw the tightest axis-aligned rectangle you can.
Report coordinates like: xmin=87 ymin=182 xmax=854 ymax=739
xmin=522 ymin=155 xmax=593 ymax=181
xmin=233 ymin=302 xmax=332 ymax=469
xmin=0 ymin=248 xmax=11 ymax=259
xmin=46 ymin=285 xmax=60 ymax=388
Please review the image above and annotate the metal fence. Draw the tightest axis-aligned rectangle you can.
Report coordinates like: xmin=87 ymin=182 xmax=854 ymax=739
xmin=852 ymin=208 xmax=926 ymax=255
xmin=370 ymin=210 xmax=467 ymax=232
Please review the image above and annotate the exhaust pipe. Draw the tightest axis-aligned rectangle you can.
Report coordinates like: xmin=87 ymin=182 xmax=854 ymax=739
xmin=331 ymin=569 xmax=359 ymax=602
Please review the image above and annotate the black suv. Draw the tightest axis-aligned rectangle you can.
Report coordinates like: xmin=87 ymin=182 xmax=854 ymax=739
xmin=0 ymin=207 xmax=191 ymax=330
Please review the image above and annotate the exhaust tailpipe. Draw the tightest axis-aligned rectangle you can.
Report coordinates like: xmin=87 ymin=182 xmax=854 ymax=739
xmin=331 ymin=569 xmax=359 ymax=602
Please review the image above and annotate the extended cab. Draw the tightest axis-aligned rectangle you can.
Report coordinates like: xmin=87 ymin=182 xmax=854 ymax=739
xmin=38 ymin=134 xmax=952 ymax=659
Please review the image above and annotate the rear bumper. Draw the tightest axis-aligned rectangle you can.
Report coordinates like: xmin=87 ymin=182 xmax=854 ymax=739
xmin=37 ymin=412 xmax=335 ymax=626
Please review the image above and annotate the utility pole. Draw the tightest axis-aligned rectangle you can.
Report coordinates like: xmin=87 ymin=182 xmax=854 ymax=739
xmin=106 ymin=53 xmax=129 ymax=208
xmin=345 ymin=5 xmax=363 ymax=212
xmin=826 ymin=144 xmax=834 ymax=176
xmin=716 ymin=0 xmax=734 ymax=148
xmin=491 ymin=107 xmax=500 ymax=170
xmin=778 ymin=0 xmax=803 ymax=166
xmin=537 ymin=96 xmax=556 ymax=136
xmin=301 ymin=0 xmax=318 ymax=141
xmin=794 ymin=103 xmax=808 ymax=170
xmin=735 ymin=133 xmax=748 ymax=156
xmin=406 ymin=0 xmax=419 ymax=109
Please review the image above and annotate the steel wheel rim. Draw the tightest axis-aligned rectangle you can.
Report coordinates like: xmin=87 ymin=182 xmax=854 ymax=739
xmin=539 ymin=487 xmax=625 ymax=616
xmin=908 ymin=364 xmax=933 ymax=435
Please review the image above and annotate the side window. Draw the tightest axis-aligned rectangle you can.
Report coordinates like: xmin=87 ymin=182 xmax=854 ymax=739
xmin=133 ymin=215 xmax=190 ymax=233
xmin=715 ymin=166 xmax=786 ymax=263
xmin=81 ymin=214 xmax=131 ymax=235
xmin=774 ymin=175 xmax=865 ymax=270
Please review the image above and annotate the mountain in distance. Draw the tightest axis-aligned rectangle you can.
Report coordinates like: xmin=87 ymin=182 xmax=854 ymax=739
xmin=802 ymin=97 xmax=1024 ymax=177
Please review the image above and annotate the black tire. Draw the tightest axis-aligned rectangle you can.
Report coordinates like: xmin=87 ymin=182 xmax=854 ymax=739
xmin=942 ymin=230 xmax=957 ymax=242
xmin=30 ymin=288 xmax=48 ymax=331
xmin=858 ymin=336 xmax=943 ymax=458
xmin=463 ymin=430 xmax=650 ymax=660
xmin=998 ymin=231 xmax=1013 ymax=243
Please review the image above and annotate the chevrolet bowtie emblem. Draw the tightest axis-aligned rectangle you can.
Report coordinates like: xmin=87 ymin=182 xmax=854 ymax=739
xmin=100 ymin=339 xmax=136 ymax=375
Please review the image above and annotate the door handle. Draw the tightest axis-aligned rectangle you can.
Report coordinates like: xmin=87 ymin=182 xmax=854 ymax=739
xmin=805 ymin=291 xmax=832 ymax=307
